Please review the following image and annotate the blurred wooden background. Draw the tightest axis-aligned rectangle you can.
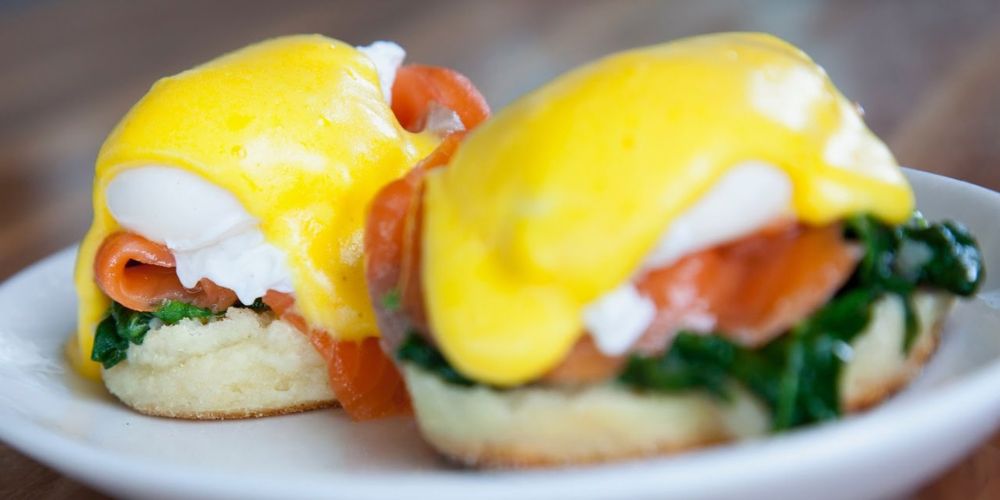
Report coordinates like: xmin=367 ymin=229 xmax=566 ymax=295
xmin=0 ymin=0 xmax=997 ymax=498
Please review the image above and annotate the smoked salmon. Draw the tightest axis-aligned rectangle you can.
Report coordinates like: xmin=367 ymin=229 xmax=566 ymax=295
xmin=94 ymin=232 xmax=237 ymax=313
xmin=392 ymin=65 xmax=490 ymax=132
xmin=366 ymin=133 xmax=465 ymax=346
xmin=637 ymin=223 xmax=860 ymax=350
xmin=361 ymin=132 xmax=465 ymax=301
xmin=541 ymin=223 xmax=860 ymax=384
xmin=263 ymin=290 xmax=413 ymax=420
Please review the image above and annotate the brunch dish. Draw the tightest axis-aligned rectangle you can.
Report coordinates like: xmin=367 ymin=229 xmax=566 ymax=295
xmin=0 ymin=32 xmax=997 ymax=500
xmin=364 ymin=33 xmax=987 ymax=466
xmin=70 ymin=35 xmax=488 ymax=420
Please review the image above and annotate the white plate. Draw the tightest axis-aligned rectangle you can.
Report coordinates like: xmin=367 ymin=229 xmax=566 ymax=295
xmin=1 ymin=169 xmax=999 ymax=500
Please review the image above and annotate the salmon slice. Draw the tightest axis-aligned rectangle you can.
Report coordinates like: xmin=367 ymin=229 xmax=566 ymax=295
xmin=322 ymin=337 xmax=413 ymax=420
xmin=392 ymin=65 xmax=490 ymax=132
xmin=93 ymin=231 xmax=237 ymax=312
xmin=714 ymin=224 xmax=860 ymax=344
xmin=398 ymin=134 xmax=466 ymax=333
xmin=327 ymin=134 xmax=471 ymax=417
xmin=365 ymin=133 xmax=466 ymax=294
xmin=263 ymin=291 xmax=412 ymax=420
xmin=366 ymin=133 xmax=465 ymax=349
xmin=638 ymin=223 xmax=860 ymax=349
xmin=632 ymin=247 xmax=743 ymax=353
xmin=543 ymin=224 xmax=860 ymax=383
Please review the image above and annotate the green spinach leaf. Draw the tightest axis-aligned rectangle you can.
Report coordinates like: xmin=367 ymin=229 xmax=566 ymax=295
xmin=110 ymin=301 xmax=153 ymax=344
xmin=901 ymin=221 xmax=984 ymax=296
xmin=153 ymin=300 xmax=215 ymax=325
xmin=90 ymin=300 xmax=220 ymax=369
xmin=397 ymin=333 xmax=475 ymax=387
xmin=771 ymin=287 xmax=875 ymax=429
xmin=90 ymin=315 xmax=128 ymax=369
xmin=620 ymin=214 xmax=983 ymax=431
xmin=619 ymin=333 xmax=743 ymax=399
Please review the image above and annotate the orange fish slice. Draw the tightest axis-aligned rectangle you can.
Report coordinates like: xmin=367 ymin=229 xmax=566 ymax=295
xmin=263 ymin=291 xmax=412 ymax=420
xmin=392 ymin=65 xmax=490 ymax=132
xmin=366 ymin=133 xmax=465 ymax=342
xmin=544 ymin=224 xmax=860 ymax=383
xmin=93 ymin=231 xmax=237 ymax=312
xmin=638 ymin=223 xmax=860 ymax=349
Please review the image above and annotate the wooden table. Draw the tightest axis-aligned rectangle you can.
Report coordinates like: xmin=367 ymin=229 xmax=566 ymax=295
xmin=1 ymin=1 xmax=997 ymax=498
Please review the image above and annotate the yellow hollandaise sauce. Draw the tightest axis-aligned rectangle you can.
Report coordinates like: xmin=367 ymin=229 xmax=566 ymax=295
xmin=421 ymin=32 xmax=914 ymax=386
xmin=72 ymin=35 xmax=435 ymax=378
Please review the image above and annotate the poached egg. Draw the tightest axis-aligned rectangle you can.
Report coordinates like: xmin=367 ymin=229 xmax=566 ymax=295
xmin=105 ymin=166 xmax=294 ymax=304
xmin=100 ymin=41 xmax=406 ymax=307
xmin=73 ymin=35 xmax=436 ymax=378
xmin=419 ymin=33 xmax=914 ymax=386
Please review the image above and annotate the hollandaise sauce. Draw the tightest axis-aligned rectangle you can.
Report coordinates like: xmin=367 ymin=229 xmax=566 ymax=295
xmin=73 ymin=35 xmax=435 ymax=378
xmin=419 ymin=33 xmax=915 ymax=385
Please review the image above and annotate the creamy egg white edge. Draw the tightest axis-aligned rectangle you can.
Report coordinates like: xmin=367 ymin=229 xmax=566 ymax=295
xmin=104 ymin=41 xmax=406 ymax=306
